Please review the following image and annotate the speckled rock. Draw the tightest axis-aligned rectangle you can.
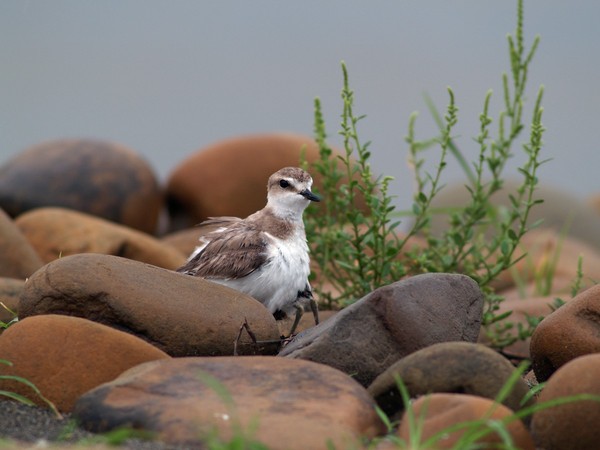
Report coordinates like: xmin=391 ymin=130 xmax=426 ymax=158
xmin=531 ymin=354 xmax=600 ymax=450
xmin=368 ymin=342 xmax=533 ymax=420
xmin=279 ymin=273 xmax=484 ymax=387
xmin=0 ymin=208 xmax=43 ymax=279
xmin=395 ymin=393 xmax=534 ymax=450
xmin=530 ymin=284 xmax=600 ymax=382
xmin=74 ymin=356 xmax=385 ymax=450
xmin=0 ymin=139 xmax=163 ymax=233
xmin=18 ymin=253 xmax=280 ymax=356
xmin=0 ymin=314 xmax=170 ymax=412
xmin=0 ymin=278 xmax=23 ymax=324
xmin=16 ymin=207 xmax=185 ymax=269
xmin=165 ymin=133 xmax=368 ymax=231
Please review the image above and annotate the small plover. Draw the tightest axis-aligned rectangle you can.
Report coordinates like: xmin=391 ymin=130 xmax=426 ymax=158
xmin=177 ymin=167 xmax=321 ymax=337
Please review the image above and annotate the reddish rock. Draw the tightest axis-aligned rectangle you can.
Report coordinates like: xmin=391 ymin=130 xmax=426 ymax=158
xmin=429 ymin=180 xmax=600 ymax=253
xmin=478 ymin=296 xmax=556 ymax=360
xmin=396 ymin=393 xmax=534 ymax=449
xmin=368 ymin=342 xmax=533 ymax=420
xmin=19 ymin=253 xmax=281 ymax=356
xmin=492 ymin=228 xmax=600 ymax=295
xmin=74 ymin=356 xmax=385 ymax=449
xmin=16 ymin=207 xmax=185 ymax=270
xmin=531 ymin=354 xmax=600 ymax=450
xmin=279 ymin=273 xmax=484 ymax=387
xmin=160 ymin=227 xmax=202 ymax=257
xmin=0 ymin=139 xmax=163 ymax=234
xmin=165 ymin=133 xmax=368 ymax=230
xmin=0 ymin=208 xmax=43 ymax=279
xmin=0 ymin=314 xmax=170 ymax=412
xmin=530 ymin=284 xmax=600 ymax=381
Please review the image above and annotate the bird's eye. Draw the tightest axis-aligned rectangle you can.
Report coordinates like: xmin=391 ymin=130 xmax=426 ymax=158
xmin=279 ymin=179 xmax=290 ymax=188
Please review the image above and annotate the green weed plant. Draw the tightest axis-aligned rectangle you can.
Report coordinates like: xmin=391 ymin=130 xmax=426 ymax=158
xmin=305 ymin=0 xmax=546 ymax=350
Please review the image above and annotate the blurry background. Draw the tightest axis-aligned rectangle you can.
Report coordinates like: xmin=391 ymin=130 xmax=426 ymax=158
xmin=1 ymin=1 xmax=598 ymax=211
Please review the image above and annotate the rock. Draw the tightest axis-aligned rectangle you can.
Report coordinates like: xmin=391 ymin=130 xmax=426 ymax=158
xmin=0 ymin=314 xmax=170 ymax=412
xmin=368 ymin=342 xmax=533 ymax=420
xmin=478 ymin=296 xmax=555 ymax=361
xmin=491 ymin=228 xmax=600 ymax=295
xmin=0 ymin=138 xmax=163 ymax=234
xmin=0 ymin=208 xmax=43 ymax=279
xmin=279 ymin=273 xmax=484 ymax=387
xmin=0 ymin=278 xmax=22 ymax=324
xmin=160 ymin=227 xmax=202 ymax=257
xmin=73 ymin=356 xmax=385 ymax=450
xmin=16 ymin=207 xmax=185 ymax=270
xmin=427 ymin=180 xmax=600 ymax=252
xmin=530 ymin=284 xmax=600 ymax=382
xmin=18 ymin=253 xmax=281 ymax=356
xmin=165 ymin=133 xmax=368 ymax=231
xmin=395 ymin=393 xmax=534 ymax=450
xmin=531 ymin=354 xmax=600 ymax=450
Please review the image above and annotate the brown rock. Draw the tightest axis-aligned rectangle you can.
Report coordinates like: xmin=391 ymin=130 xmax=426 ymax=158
xmin=16 ymin=207 xmax=185 ymax=269
xmin=368 ymin=342 xmax=533 ymax=420
xmin=279 ymin=273 xmax=484 ymax=387
xmin=0 ymin=208 xmax=43 ymax=279
xmin=165 ymin=133 xmax=368 ymax=230
xmin=0 ymin=278 xmax=22 ymax=325
xmin=478 ymin=296 xmax=556 ymax=360
xmin=74 ymin=356 xmax=385 ymax=449
xmin=531 ymin=354 xmax=600 ymax=450
xmin=396 ymin=393 xmax=534 ymax=449
xmin=160 ymin=227 xmax=202 ymax=257
xmin=428 ymin=180 xmax=600 ymax=252
xmin=0 ymin=138 xmax=162 ymax=233
xmin=530 ymin=284 xmax=600 ymax=382
xmin=0 ymin=314 xmax=170 ymax=412
xmin=19 ymin=253 xmax=281 ymax=356
xmin=492 ymin=228 xmax=600 ymax=295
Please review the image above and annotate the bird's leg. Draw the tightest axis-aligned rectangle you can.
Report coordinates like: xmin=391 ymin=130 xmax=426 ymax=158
xmin=286 ymin=304 xmax=305 ymax=338
xmin=310 ymin=297 xmax=319 ymax=326
xmin=233 ymin=317 xmax=258 ymax=356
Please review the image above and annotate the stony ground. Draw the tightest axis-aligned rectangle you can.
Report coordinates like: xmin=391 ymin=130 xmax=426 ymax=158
xmin=0 ymin=402 xmax=193 ymax=449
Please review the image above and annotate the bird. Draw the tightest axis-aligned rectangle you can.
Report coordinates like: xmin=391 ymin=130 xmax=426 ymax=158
xmin=177 ymin=166 xmax=321 ymax=337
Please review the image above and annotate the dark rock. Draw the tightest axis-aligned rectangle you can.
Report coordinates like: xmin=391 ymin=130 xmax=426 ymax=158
xmin=395 ymin=393 xmax=534 ymax=450
xmin=0 ymin=208 xmax=43 ymax=279
xmin=0 ymin=138 xmax=163 ymax=234
xmin=531 ymin=353 xmax=600 ymax=450
xmin=530 ymin=284 xmax=600 ymax=382
xmin=279 ymin=273 xmax=484 ymax=387
xmin=73 ymin=356 xmax=385 ymax=450
xmin=16 ymin=207 xmax=185 ymax=269
xmin=0 ymin=314 xmax=170 ymax=412
xmin=18 ymin=253 xmax=281 ymax=356
xmin=367 ymin=342 xmax=533 ymax=420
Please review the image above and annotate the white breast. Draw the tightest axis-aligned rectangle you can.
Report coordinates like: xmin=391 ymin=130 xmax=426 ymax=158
xmin=216 ymin=231 xmax=310 ymax=315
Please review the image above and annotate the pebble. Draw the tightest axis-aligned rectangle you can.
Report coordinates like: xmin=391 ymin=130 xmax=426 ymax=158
xmin=0 ymin=138 xmax=162 ymax=234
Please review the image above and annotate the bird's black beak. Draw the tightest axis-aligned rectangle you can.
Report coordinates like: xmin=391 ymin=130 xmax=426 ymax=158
xmin=300 ymin=189 xmax=321 ymax=202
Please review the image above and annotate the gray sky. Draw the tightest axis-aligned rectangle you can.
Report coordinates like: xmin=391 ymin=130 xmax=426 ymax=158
xmin=1 ymin=1 xmax=598 ymax=211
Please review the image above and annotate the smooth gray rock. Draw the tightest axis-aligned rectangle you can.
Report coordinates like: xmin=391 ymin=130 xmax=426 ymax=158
xmin=279 ymin=273 xmax=484 ymax=387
